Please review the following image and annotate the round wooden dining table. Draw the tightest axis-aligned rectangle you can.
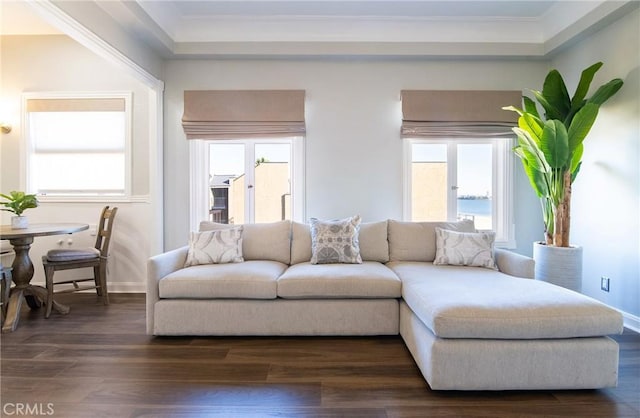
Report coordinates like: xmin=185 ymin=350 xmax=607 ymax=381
xmin=0 ymin=223 xmax=89 ymax=332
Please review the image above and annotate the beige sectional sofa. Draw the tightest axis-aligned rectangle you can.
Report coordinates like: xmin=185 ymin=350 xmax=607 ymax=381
xmin=147 ymin=219 xmax=623 ymax=390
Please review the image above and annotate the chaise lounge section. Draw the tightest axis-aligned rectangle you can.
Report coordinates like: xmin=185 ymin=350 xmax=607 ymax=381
xmin=385 ymin=220 xmax=623 ymax=390
xmin=147 ymin=219 xmax=623 ymax=390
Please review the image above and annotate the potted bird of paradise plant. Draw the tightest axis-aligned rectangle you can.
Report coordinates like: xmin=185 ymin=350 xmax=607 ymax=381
xmin=504 ymin=62 xmax=623 ymax=291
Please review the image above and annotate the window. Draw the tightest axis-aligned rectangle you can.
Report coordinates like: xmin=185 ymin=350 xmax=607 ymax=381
xmin=190 ymin=138 xmax=304 ymax=228
xmin=24 ymin=92 xmax=131 ymax=199
xmin=405 ymin=138 xmax=514 ymax=247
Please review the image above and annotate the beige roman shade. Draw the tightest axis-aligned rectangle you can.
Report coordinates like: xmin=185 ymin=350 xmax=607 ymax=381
xmin=26 ymin=98 xmax=125 ymax=112
xmin=401 ymin=90 xmax=521 ymax=138
xmin=182 ymin=90 xmax=306 ymax=139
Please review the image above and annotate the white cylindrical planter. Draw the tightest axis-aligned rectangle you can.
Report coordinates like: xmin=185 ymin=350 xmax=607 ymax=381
xmin=533 ymin=242 xmax=583 ymax=292
xmin=11 ymin=216 xmax=28 ymax=229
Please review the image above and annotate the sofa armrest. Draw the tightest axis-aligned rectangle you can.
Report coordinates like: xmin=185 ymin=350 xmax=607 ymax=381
xmin=146 ymin=246 xmax=188 ymax=334
xmin=494 ymin=248 xmax=534 ymax=279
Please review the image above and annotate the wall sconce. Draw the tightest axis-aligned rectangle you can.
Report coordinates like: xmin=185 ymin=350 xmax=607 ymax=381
xmin=1 ymin=123 xmax=11 ymax=134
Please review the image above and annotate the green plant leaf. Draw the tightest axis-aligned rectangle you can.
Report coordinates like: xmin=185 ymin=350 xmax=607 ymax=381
xmin=523 ymin=96 xmax=540 ymax=119
xmin=513 ymin=127 xmax=550 ymax=173
xmin=533 ymin=90 xmax=560 ymax=120
xmin=0 ymin=190 xmax=38 ymax=216
xmin=571 ymin=161 xmax=582 ymax=183
xmin=519 ymin=113 xmax=544 ymax=143
xmin=522 ymin=157 xmax=549 ymax=197
xmin=513 ymin=127 xmax=554 ymax=201
xmin=567 ymin=103 xmax=598 ymax=153
xmin=571 ymin=62 xmax=603 ymax=109
xmin=540 ymin=120 xmax=569 ymax=169
xmin=589 ymin=78 xmax=624 ymax=105
xmin=569 ymin=143 xmax=584 ymax=175
xmin=541 ymin=69 xmax=571 ymax=120
xmin=514 ymin=142 xmax=548 ymax=197
xmin=502 ymin=105 xmax=523 ymax=116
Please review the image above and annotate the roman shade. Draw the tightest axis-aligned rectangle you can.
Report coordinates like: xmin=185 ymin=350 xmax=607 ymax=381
xmin=401 ymin=90 xmax=521 ymax=138
xmin=26 ymin=98 xmax=125 ymax=112
xmin=182 ymin=90 xmax=306 ymax=139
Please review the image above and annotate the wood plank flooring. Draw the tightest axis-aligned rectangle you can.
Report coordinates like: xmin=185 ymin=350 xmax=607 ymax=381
xmin=1 ymin=294 xmax=639 ymax=417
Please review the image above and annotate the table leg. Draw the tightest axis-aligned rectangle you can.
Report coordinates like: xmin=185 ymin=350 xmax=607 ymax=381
xmin=25 ymin=295 xmax=42 ymax=310
xmin=2 ymin=288 xmax=25 ymax=333
xmin=28 ymin=285 xmax=69 ymax=315
xmin=9 ymin=237 xmax=35 ymax=288
xmin=1 ymin=285 xmax=70 ymax=333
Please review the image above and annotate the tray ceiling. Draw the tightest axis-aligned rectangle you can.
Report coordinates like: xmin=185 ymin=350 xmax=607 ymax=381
xmin=2 ymin=1 xmax=636 ymax=58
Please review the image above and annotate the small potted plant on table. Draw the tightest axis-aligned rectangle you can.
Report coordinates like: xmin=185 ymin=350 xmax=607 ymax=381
xmin=1 ymin=191 xmax=39 ymax=229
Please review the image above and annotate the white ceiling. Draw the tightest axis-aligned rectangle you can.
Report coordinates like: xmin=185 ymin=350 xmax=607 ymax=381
xmin=2 ymin=0 xmax=636 ymax=58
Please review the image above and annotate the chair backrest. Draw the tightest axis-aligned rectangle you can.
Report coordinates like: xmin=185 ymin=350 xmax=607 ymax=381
xmin=95 ymin=206 xmax=118 ymax=257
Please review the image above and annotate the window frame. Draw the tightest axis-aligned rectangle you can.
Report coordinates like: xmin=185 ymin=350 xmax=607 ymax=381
xmin=22 ymin=91 xmax=133 ymax=202
xmin=189 ymin=137 xmax=305 ymax=230
xmin=403 ymin=137 xmax=515 ymax=248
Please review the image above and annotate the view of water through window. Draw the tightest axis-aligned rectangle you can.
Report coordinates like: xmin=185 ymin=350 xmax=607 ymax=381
xmin=411 ymin=142 xmax=492 ymax=230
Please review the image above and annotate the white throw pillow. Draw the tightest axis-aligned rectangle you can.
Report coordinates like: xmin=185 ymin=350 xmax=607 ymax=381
xmin=310 ymin=215 xmax=362 ymax=264
xmin=184 ymin=227 xmax=244 ymax=267
xmin=434 ymin=227 xmax=497 ymax=270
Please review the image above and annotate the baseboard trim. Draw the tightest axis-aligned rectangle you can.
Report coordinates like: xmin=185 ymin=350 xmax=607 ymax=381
xmin=620 ymin=310 xmax=640 ymax=333
xmin=108 ymin=283 xmax=146 ymax=293
xmin=30 ymin=281 xmax=146 ymax=295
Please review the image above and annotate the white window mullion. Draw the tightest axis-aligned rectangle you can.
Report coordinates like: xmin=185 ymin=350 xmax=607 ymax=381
xmin=291 ymin=139 xmax=306 ymax=222
xmin=189 ymin=140 xmax=209 ymax=231
xmin=492 ymin=140 xmax=500 ymax=235
xmin=245 ymin=142 xmax=256 ymax=224
xmin=447 ymin=143 xmax=458 ymax=222
xmin=402 ymin=140 xmax=413 ymax=221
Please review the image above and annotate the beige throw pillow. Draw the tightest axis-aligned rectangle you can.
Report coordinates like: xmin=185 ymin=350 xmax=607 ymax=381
xmin=199 ymin=220 xmax=291 ymax=264
xmin=434 ymin=227 xmax=497 ymax=270
xmin=184 ymin=227 xmax=244 ymax=267
xmin=310 ymin=215 xmax=362 ymax=264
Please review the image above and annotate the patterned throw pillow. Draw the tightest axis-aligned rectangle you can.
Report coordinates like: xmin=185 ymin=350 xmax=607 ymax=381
xmin=310 ymin=215 xmax=362 ymax=264
xmin=184 ymin=227 xmax=244 ymax=267
xmin=433 ymin=227 xmax=497 ymax=270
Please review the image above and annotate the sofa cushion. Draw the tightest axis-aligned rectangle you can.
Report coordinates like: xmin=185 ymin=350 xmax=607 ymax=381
xmin=277 ymin=261 xmax=401 ymax=298
xmin=388 ymin=261 xmax=623 ymax=339
xmin=291 ymin=220 xmax=389 ymax=264
xmin=184 ymin=228 xmax=244 ymax=267
xmin=159 ymin=260 xmax=286 ymax=299
xmin=310 ymin=216 xmax=362 ymax=264
xmin=359 ymin=220 xmax=390 ymax=263
xmin=388 ymin=219 xmax=475 ymax=262
xmin=434 ymin=228 xmax=497 ymax=270
xmin=200 ymin=220 xmax=291 ymax=265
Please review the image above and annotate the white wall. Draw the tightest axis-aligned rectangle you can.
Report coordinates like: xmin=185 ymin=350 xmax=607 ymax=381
xmin=0 ymin=35 xmax=155 ymax=292
xmin=163 ymin=59 xmax=545 ymax=254
xmin=49 ymin=0 xmax=164 ymax=81
xmin=550 ymin=9 xmax=640 ymax=321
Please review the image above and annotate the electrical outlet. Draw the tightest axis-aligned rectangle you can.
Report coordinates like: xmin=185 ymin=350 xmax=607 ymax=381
xmin=600 ymin=276 xmax=610 ymax=292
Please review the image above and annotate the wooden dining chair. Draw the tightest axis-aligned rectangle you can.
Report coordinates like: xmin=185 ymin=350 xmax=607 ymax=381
xmin=42 ymin=206 xmax=118 ymax=318
xmin=0 ymin=263 xmax=12 ymax=326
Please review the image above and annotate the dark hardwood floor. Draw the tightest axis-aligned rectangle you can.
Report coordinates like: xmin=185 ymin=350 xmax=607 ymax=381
xmin=1 ymin=293 xmax=639 ymax=418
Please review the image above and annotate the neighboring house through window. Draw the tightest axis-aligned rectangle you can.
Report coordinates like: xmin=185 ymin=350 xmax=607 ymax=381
xmin=182 ymin=90 xmax=306 ymax=228
xmin=208 ymin=139 xmax=303 ymax=224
